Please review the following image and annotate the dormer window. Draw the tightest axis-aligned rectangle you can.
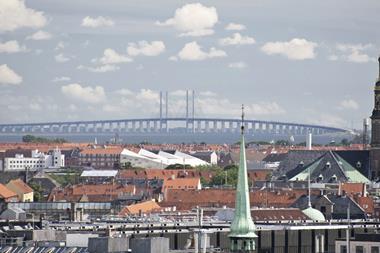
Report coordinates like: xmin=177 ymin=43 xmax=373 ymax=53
xmin=317 ymin=174 xmax=324 ymax=182
xmin=325 ymin=162 xmax=331 ymax=169
xmin=356 ymin=161 xmax=362 ymax=169
xmin=330 ymin=174 xmax=337 ymax=182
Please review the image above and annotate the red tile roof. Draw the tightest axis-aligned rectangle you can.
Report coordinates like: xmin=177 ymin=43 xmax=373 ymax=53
xmin=7 ymin=179 xmax=33 ymax=194
xmin=119 ymin=200 xmax=161 ymax=215
xmin=0 ymin=184 xmax=17 ymax=200
xmin=162 ymin=178 xmax=200 ymax=192
xmin=161 ymin=188 xmax=309 ymax=210
xmin=48 ymin=183 xmax=135 ymax=202
xmin=80 ymin=147 xmax=124 ymax=155
xmin=354 ymin=196 xmax=374 ymax=215
xmin=339 ymin=183 xmax=366 ymax=197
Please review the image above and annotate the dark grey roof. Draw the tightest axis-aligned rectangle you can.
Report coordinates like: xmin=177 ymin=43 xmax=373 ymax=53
xmin=192 ymin=151 xmax=215 ymax=156
xmin=285 ymin=151 xmax=369 ymax=183
xmin=252 ymin=180 xmax=308 ymax=189
xmin=147 ymin=150 xmax=160 ymax=154
xmin=291 ymin=194 xmax=366 ymax=220
xmin=217 ymin=152 xmax=234 ymax=167
xmin=60 ymin=148 xmax=80 ymax=158
xmin=162 ymin=150 xmax=176 ymax=155
xmin=276 ymin=150 xmax=326 ymax=177
xmin=335 ymin=150 xmax=370 ymax=178
xmin=262 ymin=153 xmax=287 ymax=163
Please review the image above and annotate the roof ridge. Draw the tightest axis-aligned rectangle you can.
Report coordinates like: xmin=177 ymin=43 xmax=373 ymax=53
xmin=330 ymin=151 xmax=348 ymax=181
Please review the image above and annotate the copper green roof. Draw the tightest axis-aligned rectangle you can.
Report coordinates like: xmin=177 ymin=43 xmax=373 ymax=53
xmin=229 ymin=134 xmax=257 ymax=238
xmin=289 ymin=151 xmax=370 ymax=183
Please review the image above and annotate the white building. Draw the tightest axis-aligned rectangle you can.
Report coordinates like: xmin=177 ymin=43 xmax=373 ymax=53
xmin=335 ymin=234 xmax=380 ymax=253
xmin=120 ymin=149 xmax=169 ymax=169
xmin=119 ymin=149 xmax=210 ymax=169
xmin=174 ymin=151 xmax=210 ymax=167
xmin=3 ymin=149 xmax=65 ymax=171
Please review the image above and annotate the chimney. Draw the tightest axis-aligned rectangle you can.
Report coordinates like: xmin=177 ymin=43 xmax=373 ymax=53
xmin=306 ymin=131 xmax=312 ymax=150
xmin=363 ymin=118 xmax=370 ymax=148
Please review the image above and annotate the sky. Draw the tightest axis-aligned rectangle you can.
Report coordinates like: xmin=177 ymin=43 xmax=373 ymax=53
xmin=0 ymin=0 xmax=379 ymax=129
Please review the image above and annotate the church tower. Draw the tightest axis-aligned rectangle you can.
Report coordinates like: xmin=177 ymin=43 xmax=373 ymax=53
xmin=370 ymin=56 xmax=380 ymax=179
xmin=229 ymin=105 xmax=257 ymax=252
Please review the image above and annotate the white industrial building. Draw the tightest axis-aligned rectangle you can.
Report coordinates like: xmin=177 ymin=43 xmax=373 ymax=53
xmin=119 ymin=149 xmax=210 ymax=169
xmin=3 ymin=148 xmax=65 ymax=171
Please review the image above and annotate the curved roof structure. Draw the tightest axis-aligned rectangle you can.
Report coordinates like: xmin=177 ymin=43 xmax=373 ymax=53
xmin=302 ymin=206 xmax=326 ymax=222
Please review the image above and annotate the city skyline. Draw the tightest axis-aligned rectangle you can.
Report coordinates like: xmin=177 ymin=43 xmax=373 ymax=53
xmin=1 ymin=0 xmax=380 ymax=129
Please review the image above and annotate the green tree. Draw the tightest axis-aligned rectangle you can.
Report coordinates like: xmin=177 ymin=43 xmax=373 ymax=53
xmin=275 ymin=140 xmax=290 ymax=146
xmin=29 ymin=182 xmax=44 ymax=201
xmin=195 ymin=164 xmax=222 ymax=172
xmin=209 ymin=165 xmax=238 ymax=186
xmin=165 ymin=164 xmax=193 ymax=170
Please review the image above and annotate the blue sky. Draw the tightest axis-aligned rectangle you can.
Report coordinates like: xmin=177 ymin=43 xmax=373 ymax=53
xmin=0 ymin=0 xmax=379 ymax=129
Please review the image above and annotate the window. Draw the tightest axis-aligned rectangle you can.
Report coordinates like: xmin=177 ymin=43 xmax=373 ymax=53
xmin=340 ymin=245 xmax=347 ymax=253
xmin=356 ymin=246 xmax=364 ymax=253
xmin=372 ymin=247 xmax=380 ymax=253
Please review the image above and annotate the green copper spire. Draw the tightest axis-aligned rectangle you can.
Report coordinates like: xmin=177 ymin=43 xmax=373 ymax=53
xmin=229 ymin=105 xmax=257 ymax=252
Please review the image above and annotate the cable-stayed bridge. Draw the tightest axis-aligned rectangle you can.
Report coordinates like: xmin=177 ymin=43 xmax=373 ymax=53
xmin=0 ymin=117 xmax=347 ymax=136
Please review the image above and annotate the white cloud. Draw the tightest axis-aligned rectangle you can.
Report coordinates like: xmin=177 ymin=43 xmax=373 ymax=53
xmin=55 ymin=41 xmax=65 ymax=50
xmin=26 ymin=30 xmax=52 ymax=40
xmin=169 ymin=56 xmax=178 ymax=61
xmin=228 ymin=62 xmax=247 ymax=69
xmin=156 ymin=3 xmax=218 ymax=37
xmin=52 ymin=76 xmax=71 ymax=82
xmin=0 ymin=40 xmax=27 ymax=53
xmin=81 ymin=16 xmax=114 ymax=28
xmin=55 ymin=53 xmax=70 ymax=63
xmin=219 ymin=33 xmax=255 ymax=46
xmin=199 ymin=91 xmax=217 ymax=97
xmin=338 ymin=99 xmax=359 ymax=110
xmin=261 ymin=38 xmax=318 ymax=60
xmin=197 ymin=97 xmax=285 ymax=117
xmin=136 ymin=89 xmax=159 ymax=101
xmin=115 ymin=88 xmax=133 ymax=96
xmin=0 ymin=0 xmax=47 ymax=32
xmin=307 ymin=113 xmax=347 ymax=128
xmin=127 ymin=41 xmax=165 ymax=57
xmin=77 ymin=64 xmax=120 ymax=73
xmin=0 ymin=64 xmax=22 ymax=85
xmin=333 ymin=43 xmax=375 ymax=63
xmin=176 ymin=41 xmax=226 ymax=61
xmin=29 ymin=102 xmax=41 ymax=111
xmin=328 ymin=55 xmax=338 ymax=61
xmin=225 ymin=23 xmax=246 ymax=31
xmin=93 ymin=48 xmax=132 ymax=64
xmin=171 ymin=90 xmax=187 ymax=96
xmin=346 ymin=51 xmax=372 ymax=63
xmin=61 ymin=83 xmax=106 ymax=104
